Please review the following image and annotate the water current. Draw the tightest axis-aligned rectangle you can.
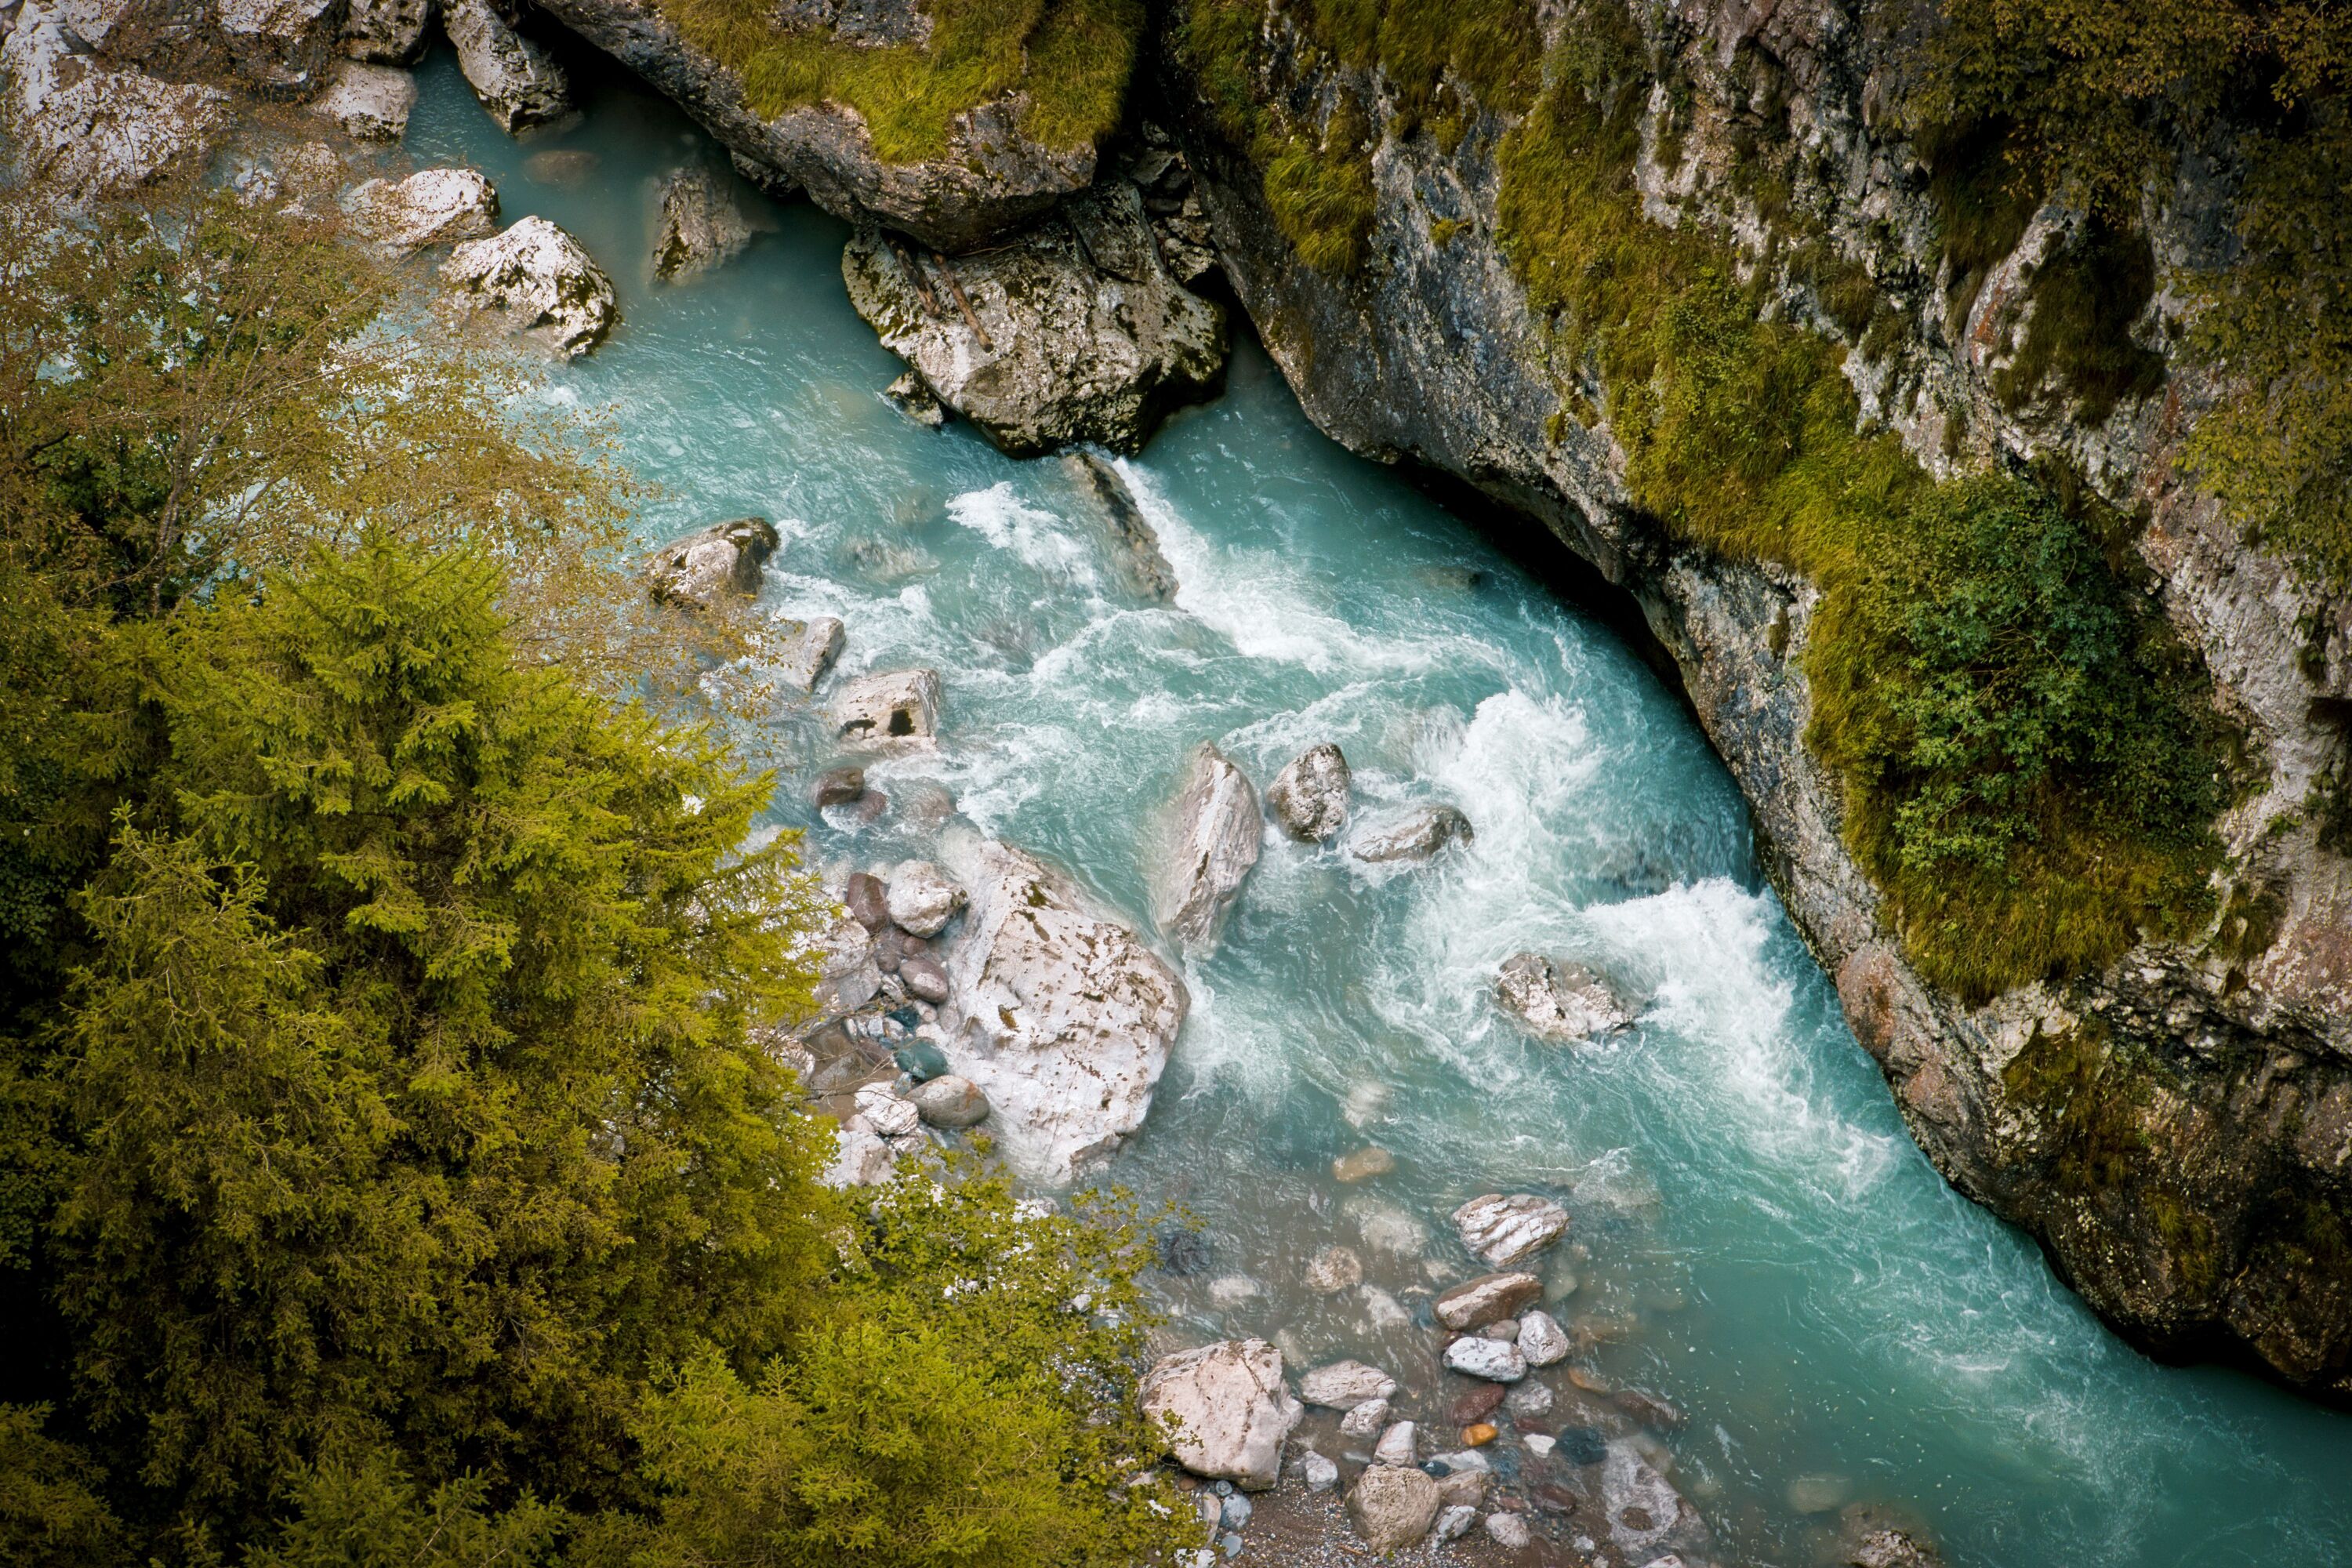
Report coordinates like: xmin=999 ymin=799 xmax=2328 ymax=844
xmin=401 ymin=45 xmax=2352 ymax=1567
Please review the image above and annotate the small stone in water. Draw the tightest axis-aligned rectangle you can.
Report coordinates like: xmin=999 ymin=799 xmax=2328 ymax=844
xmin=1332 ymin=1145 xmax=1396 ymax=1183
xmin=814 ymin=766 xmax=865 ymax=806
xmin=1212 ymin=1479 xmax=1234 ymax=1497
xmin=1518 ymin=1309 xmax=1571 ymax=1367
xmin=1452 ymin=1192 xmax=1570 ymax=1268
xmin=1339 ymin=1397 xmax=1389 ymax=1438
xmin=1504 ymin=1381 xmax=1555 ymax=1417
xmin=1524 ymin=1433 xmax=1556 ymax=1457
xmin=1358 ymin=1285 xmax=1410 ymax=1330
xmin=1434 ymin=1503 xmax=1477 ymax=1542
xmin=886 ymin=1004 xmax=921 ymax=1032
xmin=1157 ymin=1225 xmax=1212 ymax=1276
xmin=1555 ymin=1426 xmax=1608 ymax=1466
xmin=898 ymin=954 xmax=951 ymax=1004
xmin=1341 ymin=1080 xmax=1390 ymax=1129
xmin=1788 ymin=1473 xmax=1851 ymax=1514
xmin=1484 ymin=1512 xmax=1533 ymax=1548
xmin=1616 ymin=1388 xmax=1687 ymax=1431
xmin=1299 ymin=1450 xmax=1339 ymax=1492
xmin=1461 ymin=1422 xmax=1497 ymax=1446
xmin=1443 ymin=1335 xmax=1526 ymax=1382
xmin=1304 ymin=1245 xmax=1363 ymax=1294
xmin=1220 ymin=1493 xmax=1251 ymax=1528
xmin=1219 ymin=1531 xmax=1242 ymax=1559
xmin=1450 ymin=1384 xmax=1507 ymax=1425
xmin=1372 ymin=1421 xmax=1417 ymax=1467
xmin=1566 ymin=1367 xmax=1613 ymax=1393
xmin=1484 ymin=1317 xmax=1521 ymax=1342
xmin=1207 ymin=1273 xmax=1260 ymax=1306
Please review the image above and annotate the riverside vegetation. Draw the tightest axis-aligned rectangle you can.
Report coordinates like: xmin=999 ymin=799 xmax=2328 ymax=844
xmin=0 ymin=187 xmax=1198 ymax=1567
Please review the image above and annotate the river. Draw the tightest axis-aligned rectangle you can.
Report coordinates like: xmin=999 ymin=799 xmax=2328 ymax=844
xmin=403 ymin=46 xmax=2352 ymax=1568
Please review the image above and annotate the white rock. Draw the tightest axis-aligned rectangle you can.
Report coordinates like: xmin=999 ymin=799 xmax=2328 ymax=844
xmin=310 ymin=59 xmax=414 ymax=140
xmin=1299 ymin=1359 xmax=1398 ymax=1410
xmin=1372 ymin=1421 xmax=1417 ymax=1467
xmin=806 ymin=914 xmax=881 ymax=1013
xmin=1443 ymin=1336 xmax=1526 ymax=1382
xmin=1518 ymin=1309 xmax=1572 ymax=1367
xmin=653 ymin=165 xmax=751 ymax=281
xmin=645 ymin=517 xmax=777 ymax=611
xmin=1154 ymin=742 xmax=1260 ymax=954
xmin=887 ymin=860 xmax=967 ymax=937
xmin=1497 ymin=952 xmax=1633 ymax=1042
xmin=818 ymin=1125 xmax=891 ymax=1187
xmin=908 ymin=1073 xmax=988 ymax=1128
xmin=771 ymin=615 xmax=844 ymax=692
xmin=1603 ymin=1441 xmax=1705 ymax=1558
xmin=1433 ymin=1271 xmax=1544 ymax=1330
xmin=1431 ymin=1448 xmax=1490 ymax=1475
xmin=1484 ymin=1512 xmax=1533 ymax=1548
xmin=1303 ymin=1245 xmax=1363 ymax=1294
xmin=441 ymin=216 xmax=615 ymax=358
xmin=1 ymin=3 xmax=227 ymax=202
xmin=1266 ymin=742 xmax=1349 ymax=840
xmin=1299 ymin=1450 xmax=1339 ymax=1493
xmin=1505 ymin=1380 xmax=1555 ymax=1417
xmin=347 ymin=166 xmax=499 ymax=251
xmin=445 ymin=0 xmax=568 ymax=131
xmin=936 ymin=840 xmax=1187 ymax=1181
xmin=1348 ymin=1465 xmax=1439 ymax=1552
xmin=1454 ymin=1193 xmax=1570 ymax=1267
xmin=1351 ymin=803 xmax=1472 ymax=863
xmin=1525 ymin=1433 xmax=1556 ymax=1457
xmin=1140 ymin=1339 xmax=1301 ymax=1491
xmin=342 ymin=0 xmax=432 ymax=63
xmin=1338 ymin=1396 xmax=1389 ymax=1439
xmin=1435 ymin=1504 xmax=1479 ymax=1542
xmin=832 ymin=668 xmax=942 ymax=749
xmin=853 ymin=1082 xmax=921 ymax=1140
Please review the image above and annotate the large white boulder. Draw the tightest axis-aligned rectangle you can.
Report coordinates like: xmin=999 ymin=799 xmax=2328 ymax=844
xmin=445 ymin=0 xmax=568 ymax=132
xmin=818 ymin=1124 xmax=892 ymax=1188
xmin=938 ymin=840 xmax=1186 ymax=1181
xmin=1454 ymin=1192 xmax=1570 ymax=1266
xmin=831 ymin=668 xmax=942 ymax=750
xmin=347 ymin=166 xmax=499 ymax=251
xmin=309 ymin=58 xmax=415 ymax=141
xmin=1266 ymin=742 xmax=1350 ymax=841
xmin=441 ymin=216 xmax=615 ymax=358
xmin=1154 ymin=742 xmax=1260 ymax=955
xmin=806 ymin=914 xmax=881 ymax=1013
xmin=2 ymin=3 xmax=227 ymax=202
xmin=1497 ymin=952 xmax=1632 ymax=1042
xmin=1141 ymin=1339 xmax=1301 ymax=1491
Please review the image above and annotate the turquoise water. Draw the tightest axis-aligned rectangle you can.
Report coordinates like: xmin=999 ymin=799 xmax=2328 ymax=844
xmin=405 ymin=49 xmax=2352 ymax=1567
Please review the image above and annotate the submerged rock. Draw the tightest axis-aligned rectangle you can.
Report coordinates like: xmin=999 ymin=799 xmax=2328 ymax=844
xmin=884 ymin=371 xmax=946 ymax=428
xmin=441 ymin=217 xmax=615 ymax=358
xmin=445 ymin=0 xmax=568 ymax=132
xmin=936 ymin=840 xmax=1187 ymax=1181
xmin=653 ymin=165 xmax=751 ymax=281
xmin=1348 ymin=1464 xmax=1440 ymax=1552
xmin=1141 ymin=1339 xmax=1301 ymax=1491
xmin=1602 ymin=1439 xmax=1709 ymax=1559
xmin=1443 ymin=1336 xmax=1526 ymax=1383
xmin=310 ymin=59 xmax=414 ymax=140
xmin=1065 ymin=450 xmax=1178 ymax=601
xmin=1298 ymin=1359 xmax=1397 ymax=1410
xmin=643 ymin=517 xmax=778 ymax=609
xmin=1302 ymin=1245 xmax=1363 ymax=1294
xmin=1453 ymin=1192 xmax=1570 ymax=1267
xmin=1518 ymin=1309 xmax=1571 ymax=1367
xmin=347 ymin=167 xmax=499 ymax=252
xmin=1267 ymin=742 xmax=1350 ymax=841
xmin=343 ymin=0 xmax=433 ymax=63
xmin=1351 ymin=804 xmax=1473 ymax=864
xmin=1497 ymin=952 xmax=1633 ymax=1043
xmin=840 ymin=181 xmax=1227 ymax=457
xmin=831 ymin=668 xmax=942 ymax=749
xmin=1338 ymin=1396 xmax=1388 ymax=1438
xmin=1155 ymin=742 xmax=1260 ymax=955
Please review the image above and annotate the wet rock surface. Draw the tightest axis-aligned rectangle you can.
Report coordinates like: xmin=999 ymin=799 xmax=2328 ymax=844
xmin=1268 ymin=742 xmax=1350 ymax=842
xmin=1352 ymin=804 xmax=1473 ymax=864
xmin=831 ymin=667 xmax=941 ymax=750
xmin=652 ymin=165 xmax=750 ymax=281
xmin=1155 ymin=742 xmax=1260 ymax=955
xmin=1497 ymin=952 xmax=1633 ymax=1044
xmin=1454 ymin=1193 xmax=1570 ymax=1268
xmin=341 ymin=0 xmax=431 ymax=63
xmin=445 ymin=0 xmax=568 ymax=132
xmin=840 ymin=180 xmax=1228 ymax=458
xmin=642 ymin=516 xmax=776 ymax=608
xmin=770 ymin=615 xmax=844 ymax=692
xmin=441 ymin=216 xmax=615 ymax=358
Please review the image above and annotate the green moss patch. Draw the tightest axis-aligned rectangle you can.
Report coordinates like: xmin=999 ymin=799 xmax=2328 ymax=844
xmin=658 ymin=0 xmax=1142 ymax=163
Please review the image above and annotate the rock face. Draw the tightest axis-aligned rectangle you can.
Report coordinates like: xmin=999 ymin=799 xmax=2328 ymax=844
xmin=1267 ymin=742 xmax=1350 ymax=841
xmin=1352 ymin=804 xmax=1473 ymax=864
xmin=653 ymin=165 xmax=750 ymax=281
xmin=530 ymin=0 xmax=1103 ymax=252
xmin=2 ymin=2 xmax=229 ymax=201
xmin=1453 ymin=1193 xmax=1570 ymax=1267
xmin=643 ymin=517 xmax=778 ymax=609
xmin=1141 ymin=1339 xmax=1301 ymax=1491
xmin=831 ymin=668 xmax=941 ymax=750
xmin=342 ymin=0 xmax=432 ymax=63
xmin=441 ymin=217 xmax=615 ymax=358
xmin=445 ymin=0 xmax=569 ymax=132
xmin=1497 ymin=953 xmax=1632 ymax=1044
xmin=840 ymin=180 xmax=1229 ymax=457
xmin=1159 ymin=2 xmax=2352 ymax=1396
xmin=1347 ymin=1464 xmax=1440 ymax=1552
xmin=936 ymin=840 xmax=1188 ymax=1181
xmin=347 ymin=167 xmax=499 ymax=250
xmin=310 ymin=58 xmax=413 ymax=140
xmin=1155 ymin=743 xmax=1261 ymax=955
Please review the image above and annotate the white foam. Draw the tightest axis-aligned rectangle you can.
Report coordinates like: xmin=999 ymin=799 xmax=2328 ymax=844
xmin=947 ymin=482 xmax=1102 ymax=590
